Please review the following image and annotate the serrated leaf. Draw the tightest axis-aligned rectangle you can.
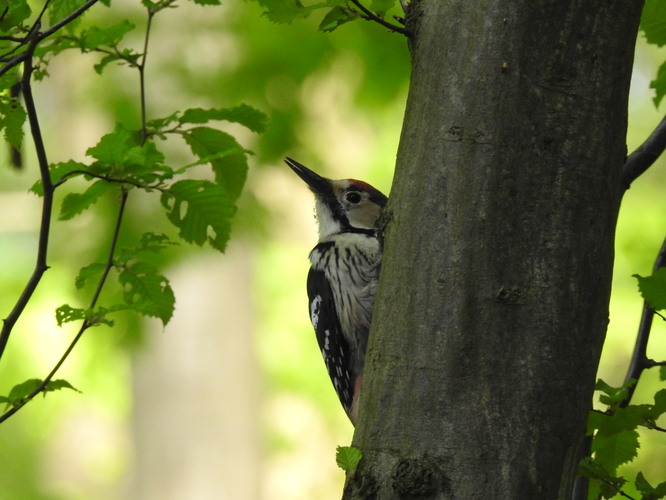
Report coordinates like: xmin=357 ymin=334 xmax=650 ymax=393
xmin=118 ymin=262 xmax=175 ymax=325
xmin=59 ymin=180 xmax=116 ymax=220
xmin=634 ymin=268 xmax=666 ymax=310
xmin=600 ymin=405 xmax=652 ymax=435
xmin=182 ymin=127 xmax=248 ymax=201
xmin=75 ymin=262 xmax=107 ymax=289
xmin=336 ymin=446 xmax=363 ymax=471
xmin=641 ymin=0 xmax=666 ymax=47
xmin=161 ymin=180 xmax=236 ymax=251
xmin=320 ymin=6 xmax=356 ymax=32
xmin=179 ymin=104 xmax=268 ymax=133
xmin=592 ymin=429 xmax=639 ymax=473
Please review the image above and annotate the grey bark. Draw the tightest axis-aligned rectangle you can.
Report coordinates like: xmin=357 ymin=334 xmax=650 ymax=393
xmin=345 ymin=1 xmax=644 ymax=499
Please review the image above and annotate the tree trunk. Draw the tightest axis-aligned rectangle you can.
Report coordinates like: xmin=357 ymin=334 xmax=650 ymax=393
xmin=345 ymin=1 xmax=644 ymax=498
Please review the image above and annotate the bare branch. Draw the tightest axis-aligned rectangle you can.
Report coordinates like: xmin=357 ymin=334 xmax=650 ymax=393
xmin=622 ymin=114 xmax=666 ymax=189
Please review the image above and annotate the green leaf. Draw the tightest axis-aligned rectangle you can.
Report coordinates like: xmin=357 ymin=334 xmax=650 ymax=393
xmin=86 ymin=124 xmax=136 ymax=169
xmin=182 ymin=127 xmax=249 ymax=201
xmin=661 ymin=365 xmax=666 ymax=382
xmin=48 ymin=0 xmax=86 ymax=31
xmin=55 ymin=304 xmax=87 ymax=326
xmin=75 ymin=262 xmax=107 ymax=289
xmin=578 ymin=457 xmax=627 ymax=499
xmin=6 ymin=379 xmax=41 ymax=405
xmin=0 ymin=0 xmax=31 ymax=31
xmin=641 ymin=0 xmax=666 ymax=47
xmin=43 ymin=379 xmax=81 ymax=395
xmin=592 ymin=429 xmax=639 ymax=473
xmin=637 ymin=472 xmax=657 ymax=497
xmin=319 ymin=6 xmax=356 ymax=32
xmin=595 ymin=378 xmax=635 ymax=407
xmin=651 ymin=59 xmax=666 ymax=108
xmin=161 ymin=180 xmax=236 ymax=251
xmin=653 ymin=479 xmax=666 ymax=499
xmin=189 ymin=0 xmax=222 ymax=5
xmin=369 ymin=0 xmax=395 ymax=16
xmin=118 ymin=262 xmax=175 ymax=325
xmin=0 ymin=378 xmax=80 ymax=409
xmin=336 ymin=446 xmax=363 ymax=471
xmin=136 ymin=232 xmax=179 ymax=253
xmin=255 ymin=0 xmax=313 ymax=24
xmin=179 ymin=104 xmax=268 ymax=133
xmin=634 ymin=268 xmax=666 ymax=310
xmin=0 ymin=95 xmax=26 ymax=150
xmin=59 ymin=180 xmax=116 ymax=220
xmin=79 ymin=21 xmax=136 ymax=50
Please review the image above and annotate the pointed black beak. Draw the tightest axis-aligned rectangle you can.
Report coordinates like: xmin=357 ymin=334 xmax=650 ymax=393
xmin=285 ymin=157 xmax=332 ymax=197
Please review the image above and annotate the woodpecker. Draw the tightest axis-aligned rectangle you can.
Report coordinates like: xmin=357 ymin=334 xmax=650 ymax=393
xmin=286 ymin=157 xmax=387 ymax=426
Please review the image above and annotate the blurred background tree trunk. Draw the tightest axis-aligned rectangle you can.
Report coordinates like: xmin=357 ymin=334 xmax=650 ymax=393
xmin=348 ymin=1 xmax=644 ymax=498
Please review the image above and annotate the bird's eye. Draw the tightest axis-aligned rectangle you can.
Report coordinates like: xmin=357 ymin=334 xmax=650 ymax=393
xmin=345 ymin=191 xmax=362 ymax=204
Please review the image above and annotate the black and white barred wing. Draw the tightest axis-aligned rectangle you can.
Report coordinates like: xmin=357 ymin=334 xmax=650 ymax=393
xmin=306 ymin=267 xmax=354 ymax=416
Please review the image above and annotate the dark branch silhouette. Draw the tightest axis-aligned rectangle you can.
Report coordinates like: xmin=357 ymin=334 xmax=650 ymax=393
xmin=622 ymin=114 xmax=666 ymax=189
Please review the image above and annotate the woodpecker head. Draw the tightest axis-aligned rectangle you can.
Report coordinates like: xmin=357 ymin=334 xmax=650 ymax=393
xmin=285 ymin=157 xmax=388 ymax=241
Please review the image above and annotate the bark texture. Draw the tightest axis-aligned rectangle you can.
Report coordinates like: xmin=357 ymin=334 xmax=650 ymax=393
xmin=345 ymin=1 xmax=644 ymax=499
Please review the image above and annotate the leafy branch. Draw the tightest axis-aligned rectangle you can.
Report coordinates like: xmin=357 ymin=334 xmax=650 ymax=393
xmin=576 ymin=235 xmax=666 ymax=499
xmin=0 ymin=0 xmax=266 ymax=422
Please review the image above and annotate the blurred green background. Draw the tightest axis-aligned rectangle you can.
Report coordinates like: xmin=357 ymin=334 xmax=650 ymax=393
xmin=0 ymin=1 xmax=664 ymax=499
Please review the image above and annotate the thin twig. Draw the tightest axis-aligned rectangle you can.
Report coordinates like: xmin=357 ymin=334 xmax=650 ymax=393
xmin=619 ymin=234 xmax=666 ymax=408
xmin=349 ymin=0 xmax=410 ymax=36
xmin=0 ymin=26 xmax=53 ymax=360
xmin=0 ymin=190 xmax=129 ymax=424
xmin=138 ymin=9 xmax=155 ymax=143
xmin=622 ymin=114 xmax=666 ymax=190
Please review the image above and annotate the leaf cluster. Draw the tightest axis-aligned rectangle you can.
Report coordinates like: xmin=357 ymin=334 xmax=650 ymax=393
xmin=640 ymin=0 xmax=666 ymax=106
xmin=0 ymin=0 xmax=266 ymax=421
xmin=581 ymin=380 xmax=666 ymax=499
